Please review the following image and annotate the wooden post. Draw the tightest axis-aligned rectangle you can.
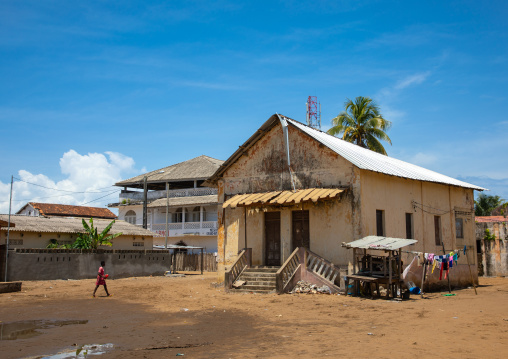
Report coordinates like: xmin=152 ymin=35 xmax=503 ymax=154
xmin=420 ymin=259 xmax=427 ymax=298
xmin=388 ymin=251 xmax=392 ymax=298
xmin=200 ymin=248 xmax=204 ymax=275
xmin=398 ymin=251 xmax=402 ymax=298
xmin=465 ymin=246 xmax=478 ymax=295
xmin=353 ymin=248 xmax=357 ymax=274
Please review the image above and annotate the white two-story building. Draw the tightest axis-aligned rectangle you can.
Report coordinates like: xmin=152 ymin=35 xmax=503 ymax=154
xmin=108 ymin=155 xmax=223 ymax=252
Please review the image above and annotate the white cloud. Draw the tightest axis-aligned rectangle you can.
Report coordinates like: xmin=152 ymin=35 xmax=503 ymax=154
xmin=0 ymin=150 xmax=140 ymax=214
xmin=394 ymin=72 xmax=431 ymax=90
xmin=376 ymin=71 xmax=432 ymax=123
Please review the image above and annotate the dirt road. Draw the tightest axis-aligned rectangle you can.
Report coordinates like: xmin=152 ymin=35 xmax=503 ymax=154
xmin=1 ymin=274 xmax=507 ymax=358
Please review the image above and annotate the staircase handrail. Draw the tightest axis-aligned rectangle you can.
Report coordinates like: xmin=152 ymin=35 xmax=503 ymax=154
xmin=225 ymin=248 xmax=252 ymax=290
xmin=275 ymin=247 xmax=303 ymax=293
xmin=303 ymin=248 xmax=341 ymax=288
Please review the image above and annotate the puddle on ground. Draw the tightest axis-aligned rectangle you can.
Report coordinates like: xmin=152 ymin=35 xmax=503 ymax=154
xmin=39 ymin=343 xmax=115 ymax=358
xmin=0 ymin=319 xmax=88 ymax=340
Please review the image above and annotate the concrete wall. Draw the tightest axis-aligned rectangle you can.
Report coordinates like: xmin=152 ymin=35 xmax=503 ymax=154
xmin=0 ymin=231 xmax=154 ymax=250
xmin=476 ymin=221 xmax=508 ymax=276
xmin=2 ymin=248 xmax=172 ymax=281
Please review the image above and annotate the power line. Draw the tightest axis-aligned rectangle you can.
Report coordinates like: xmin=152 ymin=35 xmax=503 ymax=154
xmin=412 ymin=200 xmax=451 ymax=215
xmin=13 ymin=177 xmax=118 ymax=193
xmin=80 ymin=190 xmax=120 ymax=206
xmin=0 ymin=193 xmax=83 ymax=203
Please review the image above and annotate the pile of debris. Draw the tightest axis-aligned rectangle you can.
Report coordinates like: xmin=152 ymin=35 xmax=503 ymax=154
xmin=291 ymin=280 xmax=332 ymax=294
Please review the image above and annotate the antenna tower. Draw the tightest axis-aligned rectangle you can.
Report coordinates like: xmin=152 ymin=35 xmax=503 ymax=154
xmin=306 ymin=96 xmax=321 ymax=130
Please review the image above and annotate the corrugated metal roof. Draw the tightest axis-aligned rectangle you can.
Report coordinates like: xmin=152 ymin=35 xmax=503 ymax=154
xmin=223 ymin=188 xmax=344 ymax=208
xmin=343 ymin=235 xmax=417 ymax=250
xmin=17 ymin=202 xmax=117 ymax=219
xmin=286 ymin=118 xmax=485 ymax=191
xmin=0 ymin=215 xmax=155 ymax=236
xmin=475 ymin=216 xmax=508 ymax=223
xmin=148 ymin=195 xmax=218 ymax=208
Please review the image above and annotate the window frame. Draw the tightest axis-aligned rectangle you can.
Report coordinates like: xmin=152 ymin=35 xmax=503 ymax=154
xmin=434 ymin=216 xmax=442 ymax=246
xmin=405 ymin=213 xmax=413 ymax=239
xmin=376 ymin=210 xmax=385 ymax=236
xmin=455 ymin=217 xmax=464 ymax=239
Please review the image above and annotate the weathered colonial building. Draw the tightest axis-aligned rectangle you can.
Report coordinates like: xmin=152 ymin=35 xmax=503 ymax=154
xmin=207 ymin=114 xmax=484 ymax=290
xmin=109 ymin=155 xmax=223 ymax=252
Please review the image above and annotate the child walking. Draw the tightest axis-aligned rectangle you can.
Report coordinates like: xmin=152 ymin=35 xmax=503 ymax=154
xmin=93 ymin=261 xmax=111 ymax=297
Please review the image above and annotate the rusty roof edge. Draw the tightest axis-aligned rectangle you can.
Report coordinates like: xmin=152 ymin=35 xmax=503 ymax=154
xmin=204 ymin=114 xmax=285 ymax=187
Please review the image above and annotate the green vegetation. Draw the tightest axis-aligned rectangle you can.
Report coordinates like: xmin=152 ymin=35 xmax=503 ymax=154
xmin=72 ymin=218 xmax=122 ymax=249
xmin=327 ymin=96 xmax=392 ymax=155
xmin=474 ymin=194 xmax=505 ymax=216
xmin=46 ymin=238 xmax=72 ymax=249
xmin=484 ymin=228 xmax=496 ymax=241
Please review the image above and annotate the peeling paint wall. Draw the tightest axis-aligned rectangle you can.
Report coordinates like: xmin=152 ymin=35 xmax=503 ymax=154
xmin=222 ymin=124 xmax=357 ymax=194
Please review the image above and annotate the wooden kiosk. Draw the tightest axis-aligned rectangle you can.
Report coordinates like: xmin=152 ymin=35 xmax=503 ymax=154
xmin=342 ymin=236 xmax=417 ymax=299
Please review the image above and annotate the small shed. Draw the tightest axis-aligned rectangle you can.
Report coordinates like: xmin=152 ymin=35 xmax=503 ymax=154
xmin=153 ymin=244 xmax=206 ymax=274
xmin=342 ymin=236 xmax=418 ymax=298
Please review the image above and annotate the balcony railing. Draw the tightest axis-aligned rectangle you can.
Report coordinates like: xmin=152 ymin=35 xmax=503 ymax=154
xmin=149 ymin=221 xmax=218 ymax=237
xmin=120 ymin=187 xmax=218 ymax=202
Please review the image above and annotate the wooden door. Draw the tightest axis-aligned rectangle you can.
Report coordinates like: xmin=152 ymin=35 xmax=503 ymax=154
xmin=265 ymin=212 xmax=281 ymax=266
xmin=292 ymin=210 xmax=309 ymax=250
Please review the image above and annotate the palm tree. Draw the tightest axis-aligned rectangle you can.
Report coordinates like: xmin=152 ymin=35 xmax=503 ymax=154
xmin=327 ymin=96 xmax=392 ymax=155
xmin=474 ymin=194 xmax=505 ymax=216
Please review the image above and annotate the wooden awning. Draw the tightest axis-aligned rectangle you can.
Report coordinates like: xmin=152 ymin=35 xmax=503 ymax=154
xmin=222 ymin=188 xmax=345 ymax=209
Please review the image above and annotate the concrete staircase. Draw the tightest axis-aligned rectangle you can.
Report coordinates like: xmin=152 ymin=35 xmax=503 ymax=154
xmin=230 ymin=266 xmax=279 ymax=294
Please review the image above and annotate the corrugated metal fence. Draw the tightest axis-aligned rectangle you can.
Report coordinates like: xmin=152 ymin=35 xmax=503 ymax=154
xmin=173 ymin=253 xmax=217 ymax=272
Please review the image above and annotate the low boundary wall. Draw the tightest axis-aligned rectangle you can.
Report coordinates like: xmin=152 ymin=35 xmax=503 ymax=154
xmin=0 ymin=247 xmax=217 ymax=281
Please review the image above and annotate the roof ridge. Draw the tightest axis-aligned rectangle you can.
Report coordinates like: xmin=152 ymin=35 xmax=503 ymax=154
xmin=286 ymin=118 xmax=485 ymax=191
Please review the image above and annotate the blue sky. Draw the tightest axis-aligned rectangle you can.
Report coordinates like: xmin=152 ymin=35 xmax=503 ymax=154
xmin=1 ymin=0 xmax=507 ymax=212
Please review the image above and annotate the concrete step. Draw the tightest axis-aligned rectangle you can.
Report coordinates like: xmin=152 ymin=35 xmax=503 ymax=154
xmin=239 ymin=277 xmax=276 ymax=284
xmin=232 ymin=288 xmax=276 ymax=294
xmin=240 ymin=284 xmax=275 ymax=290
xmin=240 ymin=272 xmax=275 ymax=280
xmin=244 ymin=267 xmax=279 ymax=273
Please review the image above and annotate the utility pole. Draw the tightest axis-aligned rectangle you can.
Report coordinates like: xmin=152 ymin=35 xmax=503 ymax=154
xmin=4 ymin=175 xmax=13 ymax=282
xmin=165 ymin=182 xmax=169 ymax=249
xmin=142 ymin=170 xmax=164 ymax=230
xmin=143 ymin=176 xmax=148 ymax=229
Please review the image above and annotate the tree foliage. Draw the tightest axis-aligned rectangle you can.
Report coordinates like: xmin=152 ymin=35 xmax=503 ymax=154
xmin=46 ymin=238 xmax=72 ymax=249
xmin=474 ymin=194 xmax=505 ymax=216
xmin=327 ymin=96 xmax=392 ymax=155
xmin=73 ymin=217 xmax=122 ymax=249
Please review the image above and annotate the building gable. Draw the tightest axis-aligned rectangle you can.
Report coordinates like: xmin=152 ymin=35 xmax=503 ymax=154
xmin=221 ymin=120 xmax=355 ymax=195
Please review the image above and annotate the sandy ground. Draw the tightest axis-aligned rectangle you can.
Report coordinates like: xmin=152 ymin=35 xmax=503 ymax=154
xmin=1 ymin=274 xmax=507 ymax=359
